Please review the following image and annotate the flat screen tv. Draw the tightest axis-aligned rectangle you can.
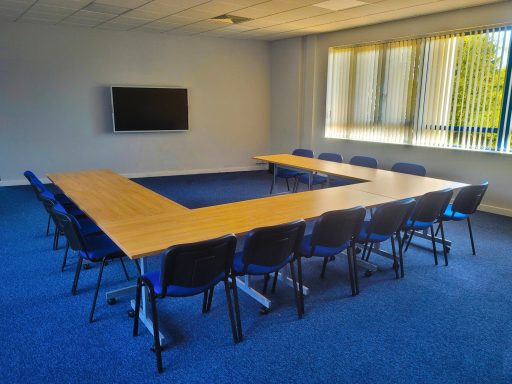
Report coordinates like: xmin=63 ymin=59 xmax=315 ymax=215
xmin=111 ymin=86 xmax=189 ymax=132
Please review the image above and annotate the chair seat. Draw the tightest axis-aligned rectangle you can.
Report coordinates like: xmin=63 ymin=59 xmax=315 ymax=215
xmin=442 ymin=204 xmax=470 ymax=221
xmin=143 ymin=270 xmax=225 ymax=297
xmin=233 ymin=252 xmax=292 ymax=275
xmin=299 ymin=234 xmax=349 ymax=257
xmin=80 ymin=235 xmax=124 ymax=261
xmin=297 ymin=173 xmax=327 ymax=186
xmin=404 ymin=218 xmax=434 ymax=230
xmin=356 ymin=222 xmax=391 ymax=243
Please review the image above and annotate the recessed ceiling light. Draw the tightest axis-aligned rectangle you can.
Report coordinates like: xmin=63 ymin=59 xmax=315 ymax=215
xmin=314 ymin=0 xmax=367 ymax=11
xmin=209 ymin=14 xmax=253 ymax=24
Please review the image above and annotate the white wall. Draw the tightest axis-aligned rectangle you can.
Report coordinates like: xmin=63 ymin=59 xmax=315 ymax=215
xmin=270 ymin=2 xmax=512 ymax=216
xmin=0 ymin=22 xmax=270 ymax=183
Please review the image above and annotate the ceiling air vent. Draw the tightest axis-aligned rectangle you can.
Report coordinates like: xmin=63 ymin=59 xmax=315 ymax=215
xmin=209 ymin=14 xmax=253 ymax=25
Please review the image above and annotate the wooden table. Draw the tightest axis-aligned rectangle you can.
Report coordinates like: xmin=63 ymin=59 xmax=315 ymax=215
xmin=48 ymin=155 xmax=468 ymax=341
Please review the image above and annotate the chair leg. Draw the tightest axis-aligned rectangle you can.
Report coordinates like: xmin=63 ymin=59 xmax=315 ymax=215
xmin=390 ymin=236 xmax=399 ymax=280
xmin=365 ymin=242 xmax=374 ymax=262
xmin=289 ymin=261 xmax=302 ymax=319
xmin=46 ymin=214 xmax=51 ymax=236
xmin=89 ymin=258 xmax=106 ymax=323
xmin=52 ymin=229 xmax=58 ymax=250
xmin=351 ymin=244 xmax=360 ymax=294
xmin=346 ymin=249 xmax=356 ymax=296
xmin=435 ymin=223 xmax=441 ymax=237
xmin=397 ymin=234 xmax=405 ymax=278
xmin=361 ymin=242 xmax=369 ymax=260
xmin=119 ymin=257 xmax=130 ymax=281
xmin=271 ymin=271 xmax=279 ymax=293
xmin=202 ymin=290 xmax=208 ymax=314
xmin=262 ymin=274 xmax=270 ymax=294
xmin=430 ymin=226 xmax=438 ymax=265
xmin=61 ymin=241 xmax=69 ymax=272
xmin=286 ymin=178 xmax=290 ymax=191
xmin=467 ymin=217 xmax=476 ymax=255
xmin=231 ymin=276 xmax=243 ymax=341
xmin=439 ymin=221 xmax=448 ymax=266
xmin=223 ymin=280 xmax=238 ymax=344
xmin=320 ymin=257 xmax=328 ymax=279
xmin=71 ymin=256 xmax=83 ymax=295
xmin=206 ymin=286 xmax=214 ymax=312
xmin=297 ymin=255 xmax=305 ymax=314
xmin=404 ymin=230 xmax=414 ymax=252
xmin=148 ymin=288 xmax=163 ymax=373
xmin=133 ymin=279 xmax=142 ymax=337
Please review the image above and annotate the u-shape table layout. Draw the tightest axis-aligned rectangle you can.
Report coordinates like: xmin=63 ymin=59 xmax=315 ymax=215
xmin=48 ymin=154 xmax=467 ymax=342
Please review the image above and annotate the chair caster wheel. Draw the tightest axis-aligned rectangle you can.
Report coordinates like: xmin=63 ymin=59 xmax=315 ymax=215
xmin=107 ymin=298 xmax=117 ymax=305
xmin=127 ymin=310 xmax=135 ymax=318
xmin=364 ymin=270 xmax=373 ymax=277
xmin=329 ymin=256 xmax=336 ymax=261
xmin=83 ymin=263 xmax=91 ymax=270
xmin=259 ymin=306 xmax=271 ymax=315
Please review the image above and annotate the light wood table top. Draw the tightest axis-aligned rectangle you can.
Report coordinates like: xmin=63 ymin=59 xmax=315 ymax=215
xmin=47 ymin=169 xmax=187 ymax=227
xmin=48 ymin=155 xmax=469 ymax=260
xmin=101 ymin=187 xmax=393 ymax=259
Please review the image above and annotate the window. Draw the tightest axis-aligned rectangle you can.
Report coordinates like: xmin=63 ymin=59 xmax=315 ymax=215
xmin=325 ymin=26 xmax=512 ymax=153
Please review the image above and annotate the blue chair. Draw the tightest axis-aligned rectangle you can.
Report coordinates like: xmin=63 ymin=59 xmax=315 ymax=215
xmin=356 ymin=199 xmax=416 ymax=279
xmin=232 ymin=220 xmax=306 ymax=338
xmin=391 ymin=162 xmax=427 ymax=176
xmin=270 ymin=149 xmax=314 ymax=194
xmin=24 ymin=170 xmax=82 ymax=235
xmin=42 ymin=196 xmax=102 ymax=271
xmin=294 ymin=152 xmax=343 ymax=192
xmin=436 ymin=182 xmax=488 ymax=255
xmin=350 ymin=156 xmax=378 ymax=169
xmin=297 ymin=207 xmax=366 ymax=304
xmin=403 ymin=189 xmax=453 ymax=266
xmin=133 ymin=234 xmax=238 ymax=373
xmin=51 ymin=207 xmax=132 ymax=323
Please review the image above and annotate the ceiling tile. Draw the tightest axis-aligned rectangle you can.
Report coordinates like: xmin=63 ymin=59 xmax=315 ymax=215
xmin=94 ymin=0 xmax=149 ymax=8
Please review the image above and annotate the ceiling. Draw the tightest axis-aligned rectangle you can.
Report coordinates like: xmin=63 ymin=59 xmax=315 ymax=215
xmin=0 ymin=0 xmax=507 ymax=41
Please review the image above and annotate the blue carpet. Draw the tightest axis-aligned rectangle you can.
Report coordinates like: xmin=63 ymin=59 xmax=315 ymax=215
xmin=0 ymin=171 xmax=511 ymax=383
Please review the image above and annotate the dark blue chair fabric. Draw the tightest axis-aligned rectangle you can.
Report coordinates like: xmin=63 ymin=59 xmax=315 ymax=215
xmin=350 ymin=156 xmax=378 ymax=169
xmin=402 ymin=189 xmax=453 ymax=266
xmin=391 ymin=162 xmax=427 ymax=176
xmin=437 ymin=182 xmax=488 ymax=255
xmin=296 ymin=152 xmax=343 ymax=190
xmin=51 ymin=207 xmax=130 ymax=323
xmin=297 ymin=206 xmax=365 ymax=296
xmin=271 ymin=149 xmax=314 ymax=193
xmin=133 ymin=234 xmax=239 ymax=373
xmin=356 ymin=199 xmax=416 ymax=279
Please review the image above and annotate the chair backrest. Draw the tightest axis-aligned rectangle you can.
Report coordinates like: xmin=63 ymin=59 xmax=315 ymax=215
xmin=310 ymin=206 xmax=366 ymax=250
xmin=240 ymin=220 xmax=306 ymax=273
xmin=451 ymin=182 xmax=489 ymax=215
xmin=366 ymin=199 xmax=417 ymax=237
xmin=292 ymin=148 xmax=314 ymax=158
xmin=410 ymin=189 xmax=453 ymax=224
xmin=391 ymin=162 xmax=427 ymax=176
xmin=350 ymin=156 xmax=378 ymax=169
xmin=318 ymin=152 xmax=343 ymax=163
xmin=24 ymin=170 xmax=47 ymax=198
xmin=159 ymin=234 xmax=237 ymax=294
xmin=50 ymin=206 xmax=87 ymax=252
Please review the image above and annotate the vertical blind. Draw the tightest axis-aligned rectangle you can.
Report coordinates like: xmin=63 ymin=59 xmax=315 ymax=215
xmin=325 ymin=26 xmax=512 ymax=153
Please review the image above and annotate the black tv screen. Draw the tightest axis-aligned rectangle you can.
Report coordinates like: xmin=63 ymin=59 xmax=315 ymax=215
xmin=111 ymin=87 xmax=189 ymax=132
